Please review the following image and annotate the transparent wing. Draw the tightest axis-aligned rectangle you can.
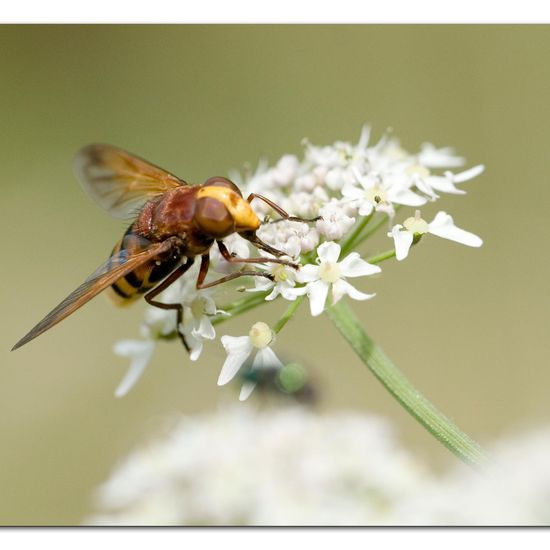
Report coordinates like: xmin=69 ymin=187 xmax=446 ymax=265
xmin=12 ymin=240 xmax=176 ymax=350
xmin=74 ymin=144 xmax=186 ymax=219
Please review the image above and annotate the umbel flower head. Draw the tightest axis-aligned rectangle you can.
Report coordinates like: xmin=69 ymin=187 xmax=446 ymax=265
xmin=112 ymin=125 xmax=484 ymax=397
xmin=86 ymin=408 xmax=550 ymax=526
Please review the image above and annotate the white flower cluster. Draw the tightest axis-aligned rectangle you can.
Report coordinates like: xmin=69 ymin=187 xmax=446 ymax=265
xmin=86 ymin=407 xmax=550 ymax=526
xmin=86 ymin=406 xmax=429 ymax=526
xmin=113 ymin=127 xmax=484 ymax=398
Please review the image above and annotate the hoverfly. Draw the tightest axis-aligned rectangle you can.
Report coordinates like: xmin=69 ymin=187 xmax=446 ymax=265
xmin=12 ymin=144 xmax=313 ymax=352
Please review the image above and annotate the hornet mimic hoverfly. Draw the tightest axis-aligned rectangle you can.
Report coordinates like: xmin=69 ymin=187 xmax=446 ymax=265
xmin=12 ymin=144 xmax=315 ymax=352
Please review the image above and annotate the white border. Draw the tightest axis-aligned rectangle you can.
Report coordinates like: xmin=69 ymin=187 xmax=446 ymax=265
xmin=0 ymin=528 xmax=547 ymax=549
xmin=1 ymin=0 xmax=550 ymax=23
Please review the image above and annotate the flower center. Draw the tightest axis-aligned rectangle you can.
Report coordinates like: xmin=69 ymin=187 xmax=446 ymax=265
xmin=272 ymin=264 xmax=289 ymax=283
xmin=318 ymin=261 xmax=341 ymax=284
xmin=249 ymin=322 xmax=273 ymax=349
xmin=190 ymin=297 xmax=207 ymax=320
xmin=365 ymin=186 xmax=387 ymax=205
xmin=406 ymin=163 xmax=430 ymax=179
xmin=403 ymin=211 xmax=429 ymax=235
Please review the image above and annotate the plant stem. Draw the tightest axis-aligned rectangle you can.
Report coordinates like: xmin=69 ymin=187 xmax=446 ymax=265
xmin=212 ymin=291 xmax=270 ymax=326
xmin=340 ymin=214 xmax=373 ymax=256
xmin=326 ymin=300 xmax=488 ymax=466
xmin=273 ymin=295 xmax=305 ymax=334
xmin=366 ymin=248 xmax=396 ymax=264
xmin=354 ymin=213 xmax=390 ymax=247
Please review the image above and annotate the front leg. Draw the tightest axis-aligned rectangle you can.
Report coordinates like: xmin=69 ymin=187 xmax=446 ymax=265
xmin=195 ymin=253 xmax=274 ymax=290
xmin=246 ymin=192 xmax=321 ymax=223
xmin=216 ymin=240 xmax=299 ymax=269
xmin=144 ymin=257 xmax=195 ymax=352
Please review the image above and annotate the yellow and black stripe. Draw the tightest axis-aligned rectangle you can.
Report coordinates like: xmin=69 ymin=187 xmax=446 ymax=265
xmin=106 ymin=228 xmax=180 ymax=306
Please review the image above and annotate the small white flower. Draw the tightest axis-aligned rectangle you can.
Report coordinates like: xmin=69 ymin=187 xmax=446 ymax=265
xmin=282 ymin=187 xmax=329 ymax=219
xmin=272 ymin=154 xmax=300 ymax=187
xmin=389 ymin=210 xmax=483 ymax=261
xmin=113 ymin=339 xmax=156 ymax=398
xmin=413 ymin=165 xmax=485 ymax=198
xmin=257 ymin=220 xmax=319 ymax=256
xmin=247 ymin=255 xmax=298 ymax=301
xmin=342 ymin=168 xmax=426 ymax=218
xmin=292 ymin=241 xmax=381 ymax=317
xmin=316 ymin=200 xmax=357 ymax=241
xmin=210 ymin=233 xmax=251 ymax=274
xmin=219 ymin=322 xmax=283 ymax=401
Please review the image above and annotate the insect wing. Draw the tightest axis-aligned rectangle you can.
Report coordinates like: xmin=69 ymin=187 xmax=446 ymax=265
xmin=12 ymin=240 xmax=174 ymax=350
xmin=74 ymin=144 xmax=186 ymax=219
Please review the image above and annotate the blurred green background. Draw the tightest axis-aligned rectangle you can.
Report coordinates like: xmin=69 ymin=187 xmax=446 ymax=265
xmin=2 ymin=25 xmax=550 ymax=525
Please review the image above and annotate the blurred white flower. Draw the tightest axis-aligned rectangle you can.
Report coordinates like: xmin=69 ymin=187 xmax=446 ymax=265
xmin=86 ymin=406 xmax=550 ymax=526
xmin=293 ymin=241 xmax=381 ymax=316
xmin=418 ymin=143 xmax=466 ymax=168
xmin=86 ymin=406 xmax=428 ymax=526
xmin=395 ymin=427 xmax=550 ymax=526
xmin=389 ymin=210 xmax=483 ymax=261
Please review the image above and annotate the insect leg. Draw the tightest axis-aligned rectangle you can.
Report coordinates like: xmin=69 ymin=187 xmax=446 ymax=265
xmin=195 ymin=252 xmax=274 ymax=290
xmin=246 ymin=193 xmax=321 ymax=223
xmin=217 ymin=241 xmax=299 ymax=269
xmin=144 ymin=257 xmax=195 ymax=352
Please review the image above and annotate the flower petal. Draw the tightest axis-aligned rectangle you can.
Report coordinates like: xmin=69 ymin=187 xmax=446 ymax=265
xmin=252 ymin=346 xmax=284 ymax=370
xmin=218 ymin=336 xmax=253 ymax=385
xmin=306 ymin=280 xmax=330 ymax=317
xmin=424 ymin=175 xmax=465 ymax=195
xmin=295 ymin=264 xmax=319 ymax=284
xmin=113 ymin=339 xmax=156 ymax=398
xmin=428 ymin=211 xmax=483 ymax=247
xmin=195 ymin=315 xmax=216 ymax=340
xmin=341 ymin=183 xmax=365 ymax=200
xmin=316 ymin=241 xmax=341 ymax=264
xmin=389 ymin=225 xmax=414 ymax=261
xmin=452 ymin=164 xmax=484 ymax=183
xmin=239 ymin=381 xmax=257 ymax=401
xmin=338 ymin=252 xmax=381 ymax=278
xmin=332 ymin=279 xmax=376 ymax=304
xmin=389 ymin=187 xmax=428 ymax=207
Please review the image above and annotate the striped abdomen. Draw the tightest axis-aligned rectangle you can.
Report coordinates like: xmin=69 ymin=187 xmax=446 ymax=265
xmin=107 ymin=227 xmax=181 ymax=306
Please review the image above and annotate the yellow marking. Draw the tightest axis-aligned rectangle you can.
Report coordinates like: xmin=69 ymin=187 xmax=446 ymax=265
xmin=197 ymin=186 xmax=260 ymax=231
xmin=106 ymin=285 xmax=140 ymax=306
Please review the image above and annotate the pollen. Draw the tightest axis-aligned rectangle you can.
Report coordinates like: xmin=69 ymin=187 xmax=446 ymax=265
xmin=249 ymin=322 xmax=273 ymax=349
xmin=318 ymin=261 xmax=341 ymax=284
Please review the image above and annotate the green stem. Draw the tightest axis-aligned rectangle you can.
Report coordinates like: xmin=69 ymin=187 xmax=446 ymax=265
xmin=326 ymin=300 xmax=488 ymax=466
xmin=340 ymin=214 xmax=373 ymax=256
xmin=212 ymin=291 xmax=270 ymax=326
xmin=366 ymin=248 xmax=396 ymax=265
xmin=354 ymin=213 xmax=390 ymax=248
xmin=273 ymin=295 xmax=305 ymax=334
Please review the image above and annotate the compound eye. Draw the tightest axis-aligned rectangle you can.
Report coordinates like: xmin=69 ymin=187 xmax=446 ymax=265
xmin=195 ymin=197 xmax=235 ymax=238
xmin=203 ymin=176 xmax=243 ymax=197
